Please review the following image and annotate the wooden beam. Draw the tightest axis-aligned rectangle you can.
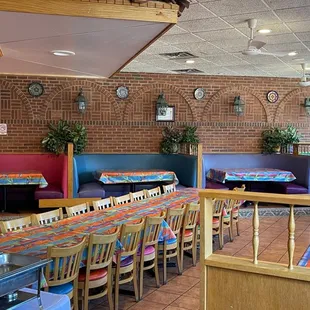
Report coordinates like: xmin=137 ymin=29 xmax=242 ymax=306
xmin=39 ymin=197 xmax=101 ymax=208
xmin=0 ymin=0 xmax=178 ymax=23
xmin=197 ymin=143 xmax=203 ymax=188
xmin=67 ymin=143 xmax=74 ymax=199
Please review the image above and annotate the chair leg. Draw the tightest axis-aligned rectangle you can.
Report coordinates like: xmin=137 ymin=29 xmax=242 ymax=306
xmin=236 ymin=221 xmax=240 ymax=236
xmin=180 ymin=242 xmax=184 ymax=274
xmin=192 ymin=238 xmax=197 ymax=267
xmin=83 ymin=287 xmax=89 ymax=310
xmin=154 ymin=249 xmax=160 ymax=288
xmin=114 ymin=270 xmax=120 ymax=310
xmin=229 ymin=224 xmax=233 ymax=242
xmin=133 ymin=259 xmax=139 ymax=302
xmin=219 ymin=226 xmax=224 ymax=250
xmin=73 ymin=279 xmax=79 ymax=310
xmin=163 ymin=248 xmax=167 ymax=285
xmin=108 ymin=272 xmax=114 ymax=310
xmin=139 ymin=261 xmax=144 ymax=300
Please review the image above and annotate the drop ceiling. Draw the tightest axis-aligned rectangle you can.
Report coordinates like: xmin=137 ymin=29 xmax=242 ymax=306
xmin=122 ymin=0 xmax=310 ymax=78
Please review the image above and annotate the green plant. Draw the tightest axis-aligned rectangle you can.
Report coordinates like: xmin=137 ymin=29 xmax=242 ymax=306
xmin=282 ymin=125 xmax=301 ymax=145
xmin=262 ymin=127 xmax=285 ymax=154
xmin=42 ymin=120 xmax=87 ymax=155
xmin=160 ymin=126 xmax=183 ymax=154
xmin=181 ymin=126 xmax=200 ymax=144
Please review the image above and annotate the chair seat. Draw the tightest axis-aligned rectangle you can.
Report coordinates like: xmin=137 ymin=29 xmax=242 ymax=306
xmin=233 ymin=208 xmax=238 ymax=213
xmin=183 ymin=230 xmax=193 ymax=237
xmin=138 ymin=246 xmax=155 ymax=256
xmin=78 ymin=182 xmax=105 ymax=198
xmin=34 ymin=184 xmax=63 ymax=200
xmin=275 ymin=182 xmax=308 ymax=194
xmin=49 ymin=282 xmax=73 ymax=295
xmin=78 ymin=267 xmax=108 ymax=282
xmin=159 ymin=238 xmax=177 ymax=245
xmin=120 ymin=256 xmax=133 ymax=267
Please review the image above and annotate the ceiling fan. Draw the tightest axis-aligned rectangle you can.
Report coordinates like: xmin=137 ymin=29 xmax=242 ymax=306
xmin=241 ymin=19 xmax=288 ymax=57
xmin=299 ymin=63 xmax=310 ymax=87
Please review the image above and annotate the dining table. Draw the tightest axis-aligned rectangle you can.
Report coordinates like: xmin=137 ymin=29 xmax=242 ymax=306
xmin=0 ymin=170 xmax=48 ymax=212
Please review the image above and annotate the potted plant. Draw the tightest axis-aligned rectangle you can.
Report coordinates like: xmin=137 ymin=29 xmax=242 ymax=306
xmin=262 ymin=127 xmax=285 ymax=154
xmin=282 ymin=125 xmax=301 ymax=154
xmin=180 ymin=126 xmax=200 ymax=154
xmin=160 ymin=126 xmax=183 ymax=154
xmin=42 ymin=120 xmax=87 ymax=155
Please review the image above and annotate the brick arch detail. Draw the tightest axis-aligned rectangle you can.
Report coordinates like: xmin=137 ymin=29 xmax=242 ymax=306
xmin=274 ymin=87 xmax=310 ymax=123
xmin=40 ymin=80 xmax=121 ymax=120
xmin=0 ymin=80 xmax=34 ymax=119
xmin=202 ymin=86 xmax=270 ymax=123
xmin=123 ymin=83 xmax=197 ymax=121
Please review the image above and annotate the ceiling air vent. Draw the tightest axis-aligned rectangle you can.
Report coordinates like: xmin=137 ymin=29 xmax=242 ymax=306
xmin=172 ymin=68 xmax=204 ymax=74
xmin=160 ymin=52 xmax=197 ymax=60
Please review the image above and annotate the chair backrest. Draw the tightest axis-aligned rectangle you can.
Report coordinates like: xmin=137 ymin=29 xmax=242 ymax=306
xmin=93 ymin=197 xmax=114 ymax=211
xmin=113 ymin=194 xmax=132 ymax=206
xmin=146 ymin=186 xmax=161 ymax=198
xmin=86 ymin=228 xmax=119 ymax=273
xmin=162 ymin=183 xmax=176 ymax=194
xmin=119 ymin=219 xmax=145 ymax=257
xmin=213 ymin=199 xmax=225 ymax=217
xmin=32 ymin=208 xmax=63 ymax=225
xmin=130 ymin=190 xmax=147 ymax=202
xmin=141 ymin=214 xmax=165 ymax=248
xmin=229 ymin=184 xmax=246 ymax=209
xmin=45 ymin=237 xmax=86 ymax=287
xmin=0 ymin=216 xmax=33 ymax=233
xmin=165 ymin=207 xmax=185 ymax=236
xmin=66 ymin=203 xmax=90 ymax=217
xmin=183 ymin=203 xmax=200 ymax=230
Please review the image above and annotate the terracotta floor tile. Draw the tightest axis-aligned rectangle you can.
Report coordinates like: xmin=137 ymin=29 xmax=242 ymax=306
xmin=170 ymin=295 xmax=200 ymax=310
xmin=183 ymin=286 xmax=200 ymax=299
xmin=164 ymin=306 xmax=188 ymax=310
xmin=129 ymin=300 xmax=166 ymax=310
xmin=182 ymin=266 xmax=200 ymax=278
xmin=143 ymin=291 xmax=180 ymax=305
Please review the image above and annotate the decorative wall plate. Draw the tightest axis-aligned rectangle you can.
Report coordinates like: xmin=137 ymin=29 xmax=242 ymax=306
xmin=194 ymin=88 xmax=205 ymax=100
xmin=28 ymin=82 xmax=44 ymax=97
xmin=116 ymin=86 xmax=129 ymax=99
xmin=266 ymin=90 xmax=279 ymax=103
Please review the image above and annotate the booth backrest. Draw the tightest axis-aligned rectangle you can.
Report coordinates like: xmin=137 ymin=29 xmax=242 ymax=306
xmin=73 ymin=153 xmax=197 ymax=197
xmin=203 ymin=153 xmax=310 ymax=191
xmin=0 ymin=154 xmax=68 ymax=197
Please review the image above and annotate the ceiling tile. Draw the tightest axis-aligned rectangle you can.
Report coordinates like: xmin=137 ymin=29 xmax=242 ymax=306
xmin=179 ymin=4 xmax=215 ymax=21
xmin=144 ymin=41 xmax=182 ymax=54
xmin=201 ymin=0 xmax=269 ymax=16
xmin=264 ymin=0 xmax=310 ymax=10
xmin=275 ymin=6 xmax=310 ymax=23
xmin=178 ymin=17 xmax=232 ymax=32
xmin=295 ymin=32 xmax=310 ymax=41
xmin=211 ymin=37 xmax=249 ymax=52
xmin=172 ymin=41 xmax=226 ymax=56
xmin=237 ymin=23 xmax=292 ymax=36
xmin=195 ymin=29 xmax=247 ymax=41
xmin=202 ymin=54 xmax=248 ymax=66
xmin=160 ymin=33 xmax=204 ymax=44
xmin=264 ymin=33 xmax=300 ymax=45
xmin=265 ymin=42 xmax=307 ymax=52
xmin=286 ymin=20 xmax=310 ymax=33
xmin=165 ymin=25 xmax=188 ymax=35
xmin=233 ymin=53 xmax=286 ymax=65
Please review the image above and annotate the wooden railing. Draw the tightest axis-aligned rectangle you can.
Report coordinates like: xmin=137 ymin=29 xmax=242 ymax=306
xmin=199 ymin=190 xmax=310 ymax=310
xmin=293 ymin=142 xmax=310 ymax=155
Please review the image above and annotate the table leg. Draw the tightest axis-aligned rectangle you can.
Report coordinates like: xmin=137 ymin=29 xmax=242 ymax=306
xmin=1 ymin=186 xmax=7 ymax=213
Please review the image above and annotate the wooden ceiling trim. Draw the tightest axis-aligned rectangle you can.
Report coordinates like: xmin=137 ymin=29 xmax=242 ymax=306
xmin=0 ymin=0 xmax=178 ymax=23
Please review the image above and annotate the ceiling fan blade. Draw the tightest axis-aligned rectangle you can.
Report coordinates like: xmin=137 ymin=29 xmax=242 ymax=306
xmin=259 ymin=51 xmax=287 ymax=57
xmin=250 ymin=40 xmax=266 ymax=50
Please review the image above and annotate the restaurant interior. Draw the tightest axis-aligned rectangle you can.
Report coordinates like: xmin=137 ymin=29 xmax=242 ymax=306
xmin=0 ymin=1 xmax=309 ymax=309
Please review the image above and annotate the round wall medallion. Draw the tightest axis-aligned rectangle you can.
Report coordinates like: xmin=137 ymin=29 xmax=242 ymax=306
xmin=28 ymin=82 xmax=44 ymax=97
xmin=267 ymin=90 xmax=279 ymax=103
xmin=116 ymin=86 xmax=129 ymax=99
xmin=194 ymin=88 xmax=205 ymax=100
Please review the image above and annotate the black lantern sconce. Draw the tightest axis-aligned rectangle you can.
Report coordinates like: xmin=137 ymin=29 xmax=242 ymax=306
xmin=234 ymin=96 xmax=245 ymax=116
xmin=75 ymin=88 xmax=87 ymax=113
xmin=304 ymin=98 xmax=310 ymax=116
xmin=156 ymin=92 xmax=169 ymax=116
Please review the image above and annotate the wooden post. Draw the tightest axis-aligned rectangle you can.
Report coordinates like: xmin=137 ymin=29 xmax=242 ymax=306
xmin=252 ymin=201 xmax=259 ymax=265
xmin=288 ymin=204 xmax=295 ymax=270
xmin=197 ymin=144 xmax=203 ymax=188
xmin=67 ymin=143 xmax=74 ymax=198
xmin=199 ymin=194 xmax=213 ymax=310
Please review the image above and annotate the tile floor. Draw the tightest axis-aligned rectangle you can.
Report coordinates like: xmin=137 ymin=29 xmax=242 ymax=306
xmin=89 ymin=215 xmax=310 ymax=310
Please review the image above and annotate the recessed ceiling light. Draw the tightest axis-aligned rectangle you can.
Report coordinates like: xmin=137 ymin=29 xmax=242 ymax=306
xmin=186 ymin=60 xmax=195 ymax=64
xmin=51 ymin=50 xmax=76 ymax=57
xmin=258 ymin=29 xmax=271 ymax=34
xmin=288 ymin=51 xmax=298 ymax=56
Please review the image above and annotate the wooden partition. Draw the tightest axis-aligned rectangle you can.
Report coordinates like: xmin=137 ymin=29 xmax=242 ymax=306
xmin=199 ymin=190 xmax=310 ymax=310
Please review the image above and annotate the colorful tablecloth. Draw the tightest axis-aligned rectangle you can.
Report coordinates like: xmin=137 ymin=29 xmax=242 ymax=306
xmin=298 ymin=246 xmax=310 ymax=268
xmin=207 ymin=168 xmax=296 ymax=183
xmin=94 ymin=169 xmax=179 ymax=185
xmin=0 ymin=170 xmax=48 ymax=188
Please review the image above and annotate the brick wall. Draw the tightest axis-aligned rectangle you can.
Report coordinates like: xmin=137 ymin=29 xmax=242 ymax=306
xmin=0 ymin=72 xmax=310 ymax=153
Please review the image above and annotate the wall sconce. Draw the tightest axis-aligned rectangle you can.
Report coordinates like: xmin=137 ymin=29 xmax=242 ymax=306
xmin=304 ymin=98 xmax=310 ymax=116
xmin=156 ymin=92 xmax=169 ymax=116
xmin=234 ymin=96 xmax=245 ymax=116
xmin=75 ymin=88 xmax=87 ymax=113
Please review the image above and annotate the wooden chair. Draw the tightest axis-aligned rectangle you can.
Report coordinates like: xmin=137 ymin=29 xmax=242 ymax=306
xmin=162 ymin=183 xmax=176 ymax=194
xmin=32 ymin=208 xmax=63 ymax=225
xmin=138 ymin=213 xmax=165 ymax=299
xmin=180 ymin=203 xmax=200 ymax=272
xmin=114 ymin=219 xmax=144 ymax=310
xmin=66 ymin=203 xmax=90 ymax=217
xmin=78 ymin=229 xmax=119 ymax=310
xmin=212 ymin=199 xmax=225 ymax=249
xmin=158 ymin=206 xmax=185 ymax=284
xmin=0 ymin=216 xmax=33 ymax=233
xmin=45 ymin=237 xmax=86 ymax=310
xmin=231 ymin=184 xmax=246 ymax=236
xmin=146 ymin=186 xmax=161 ymax=198
xmin=113 ymin=193 xmax=133 ymax=206
xmin=130 ymin=190 xmax=147 ymax=202
xmin=93 ymin=197 xmax=114 ymax=211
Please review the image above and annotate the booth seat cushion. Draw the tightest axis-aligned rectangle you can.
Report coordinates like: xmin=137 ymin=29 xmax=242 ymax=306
xmin=78 ymin=182 xmax=105 ymax=198
xmin=206 ymin=181 xmax=229 ymax=190
xmin=34 ymin=184 xmax=63 ymax=200
xmin=275 ymin=182 xmax=308 ymax=194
